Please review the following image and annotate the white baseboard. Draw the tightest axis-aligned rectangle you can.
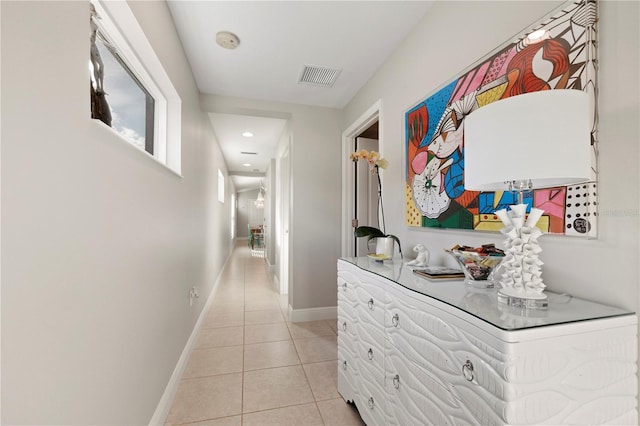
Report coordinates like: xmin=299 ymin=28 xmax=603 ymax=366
xmin=149 ymin=253 xmax=231 ymax=425
xmin=288 ymin=305 xmax=337 ymax=323
xmin=271 ymin=273 xmax=279 ymax=293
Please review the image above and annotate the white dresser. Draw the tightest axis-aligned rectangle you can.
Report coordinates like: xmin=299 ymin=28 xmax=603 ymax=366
xmin=337 ymin=257 xmax=638 ymax=425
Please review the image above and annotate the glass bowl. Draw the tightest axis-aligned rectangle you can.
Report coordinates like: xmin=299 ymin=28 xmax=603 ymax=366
xmin=446 ymin=249 xmax=505 ymax=288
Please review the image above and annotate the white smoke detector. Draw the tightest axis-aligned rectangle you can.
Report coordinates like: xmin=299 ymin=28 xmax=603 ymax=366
xmin=216 ymin=31 xmax=240 ymax=50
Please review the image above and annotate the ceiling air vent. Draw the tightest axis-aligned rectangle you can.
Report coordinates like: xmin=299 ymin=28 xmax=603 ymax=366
xmin=298 ymin=65 xmax=342 ymax=87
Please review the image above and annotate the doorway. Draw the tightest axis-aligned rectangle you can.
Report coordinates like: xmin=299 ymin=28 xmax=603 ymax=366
xmin=341 ymin=100 xmax=381 ymax=257
xmin=354 ymin=134 xmax=379 ymax=256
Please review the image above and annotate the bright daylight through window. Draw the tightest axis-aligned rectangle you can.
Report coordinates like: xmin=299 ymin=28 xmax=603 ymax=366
xmin=89 ymin=1 xmax=182 ymax=174
xmin=218 ymin=169 xmax=225 ymax=203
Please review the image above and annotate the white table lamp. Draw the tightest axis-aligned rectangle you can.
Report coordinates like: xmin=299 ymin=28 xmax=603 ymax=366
xmin=464 ymin=89 xmax=592 ymax=309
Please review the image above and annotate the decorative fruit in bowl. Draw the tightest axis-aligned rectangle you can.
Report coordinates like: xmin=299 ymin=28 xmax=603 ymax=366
xmin=446 ymin=244 xmax=505 ymax=288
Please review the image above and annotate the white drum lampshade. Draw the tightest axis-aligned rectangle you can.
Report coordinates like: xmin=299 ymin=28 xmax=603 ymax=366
xmin=464 ymin=89 xmax=592 ymax=192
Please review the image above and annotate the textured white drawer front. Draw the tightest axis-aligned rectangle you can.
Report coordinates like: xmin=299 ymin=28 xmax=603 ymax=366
xmin=337 ymin=276 xmax=358 ymax=306
xmin=355 ymin=280 xmax=386 ymax=327
xmin=386 ymin=303 xmax=459 ymax=378
xmin=337 ymin=344 xmax=358 ymax=403
xmin=386 ymin=348 xmax=465 ymax=425
xmin=355 ymin=323 xmax=385 ymax=384
xmin=337 ymin=303 xmax=357 ymax=341
xmin=337 ymin=332 xmax=357 ymax=361
xmin=356 ymin=363 xmax=387 ymax=426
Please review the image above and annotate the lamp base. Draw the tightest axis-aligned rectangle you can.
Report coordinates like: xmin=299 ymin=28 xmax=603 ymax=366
xmin=498 ymin=288 xmax=548 ymax=310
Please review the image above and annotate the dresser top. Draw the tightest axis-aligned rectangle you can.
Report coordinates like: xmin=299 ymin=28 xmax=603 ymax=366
xmin=339 ymin=257 xmax=635 ymax=331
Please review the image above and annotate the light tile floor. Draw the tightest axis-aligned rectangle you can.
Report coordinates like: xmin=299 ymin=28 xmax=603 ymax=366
xmin=166 ymin=241 xmax=365 ymax=426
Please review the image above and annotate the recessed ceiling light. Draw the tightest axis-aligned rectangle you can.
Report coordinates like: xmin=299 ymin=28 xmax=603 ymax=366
xmin=242 ymin=131 xmax=254 ymax=138
xmin=242 ymin=163 xmax=252 ymax=167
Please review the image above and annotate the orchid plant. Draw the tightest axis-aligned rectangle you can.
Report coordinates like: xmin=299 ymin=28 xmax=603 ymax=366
xmin=350 ymin=149 xmax=402 ymax=258
xmin=349 ymin=149 xmax=389 ymax=172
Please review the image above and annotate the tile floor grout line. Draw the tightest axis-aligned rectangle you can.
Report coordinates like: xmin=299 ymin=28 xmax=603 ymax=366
xmin=242 ymin=362 xmax=304 ymax=374
xmin=191 ymin=343 xmax=245 ymax=351
xmin=175 ymin=370 xmax=243 ymax=384
xmin=241 ymin=246 xmax=249 ymax=424
xmin=241 ymin=400 xmax=326 ymax=417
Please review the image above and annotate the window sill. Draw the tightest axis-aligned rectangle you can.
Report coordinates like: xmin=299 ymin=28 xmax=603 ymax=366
xmin=91 ymin=118 xmax=182 ymax=178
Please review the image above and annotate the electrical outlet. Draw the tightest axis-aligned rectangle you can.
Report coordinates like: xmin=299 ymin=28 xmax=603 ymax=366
xmin=189 ymin=286 xmax=199 ymax=307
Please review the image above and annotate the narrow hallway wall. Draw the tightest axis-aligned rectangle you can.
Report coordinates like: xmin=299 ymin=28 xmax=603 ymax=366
xmin=1 ymin=1 xmax=234 ymax=423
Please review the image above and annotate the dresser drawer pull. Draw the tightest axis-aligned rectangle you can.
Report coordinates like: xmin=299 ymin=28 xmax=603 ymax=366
xmin=368 ymin=298 xmax=374 ymax=310
xmin=343 ymin=360 xmax=347 ymax=370
xmin=368 ymin=397 xmax=375 ymax=409
xmin=392 ymin=313 xmax=399 ymax=327
xmin=342 ymin=321 xmax=347 ymax=331
xmin=462 ymin=360 xmax=474 ymax=382
xmin=342 ymin=282 xmax=347 ymax=291
xmin=393 ymin=374 xmax=400 ymax=389
xmin=367 ymin=348 xmax=373 ymax=360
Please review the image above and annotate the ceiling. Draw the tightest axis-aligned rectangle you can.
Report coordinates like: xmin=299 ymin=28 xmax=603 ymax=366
xmin=167 ymin=1 xmax=434 ymax=192
xmin=208 ymin=113 xmax=287 ymax=190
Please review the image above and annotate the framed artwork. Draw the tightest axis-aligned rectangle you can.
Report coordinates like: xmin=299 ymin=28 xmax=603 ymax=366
xmin=405 ymin=0 xmax=598 ymax=237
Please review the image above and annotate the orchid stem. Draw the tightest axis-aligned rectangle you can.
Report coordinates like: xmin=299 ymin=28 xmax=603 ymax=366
xmin=376 ymin=166 xmax=385 ymax=234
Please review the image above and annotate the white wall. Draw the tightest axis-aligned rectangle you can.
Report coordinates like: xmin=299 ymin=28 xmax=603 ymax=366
xmin=1 ymin=1 xmax=233 ymax=424
xmin=201 ymin=95 xmax=342 ymax=314
xmin=237 ymin=189 xmax=261 ymax=237
xmin=343 ymin=0 xmax=639 ymax=311
xmin=275 ymin=123 xmax=292 ymax=290
xmin=265 ymin=158 xmax=277 ymax=267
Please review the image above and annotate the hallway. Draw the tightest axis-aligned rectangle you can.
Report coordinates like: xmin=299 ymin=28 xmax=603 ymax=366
xmin=165 ymin=241 xmax=364 ymax=425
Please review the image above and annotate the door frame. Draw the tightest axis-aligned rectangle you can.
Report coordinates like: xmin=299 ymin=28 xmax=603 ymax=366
xmin=341 ymin=99 xmax=381 ymax=257
xmin=279 ymin=143 xmax=291 ymax=295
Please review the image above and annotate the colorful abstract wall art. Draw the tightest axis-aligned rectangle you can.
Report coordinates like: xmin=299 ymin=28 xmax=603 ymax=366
xmin=405 ymin=0 xmax=598 ymax=237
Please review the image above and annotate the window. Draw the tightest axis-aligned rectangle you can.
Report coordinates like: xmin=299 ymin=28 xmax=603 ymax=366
xmin=89 ymin=1 xmax=182 ymax=174
xmin=231 ymin=193 xmax=236 ymax=240
xmin=218 ymin=169 xmax=225 ymax=203
xmin=91 ymin=32 xmax=155 ymax=153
